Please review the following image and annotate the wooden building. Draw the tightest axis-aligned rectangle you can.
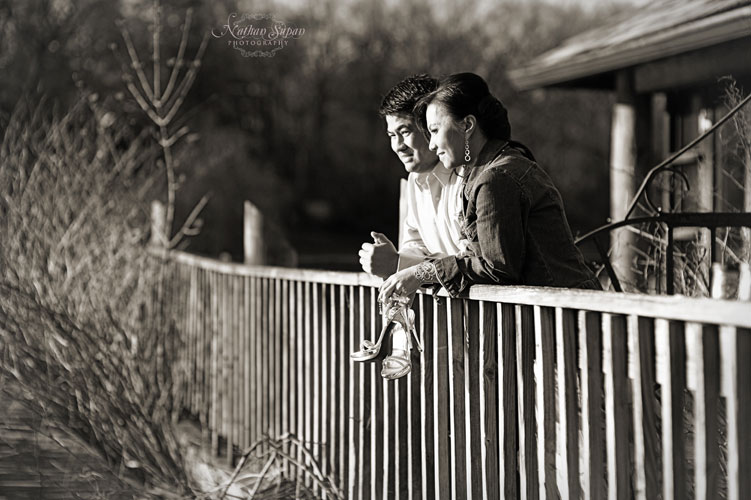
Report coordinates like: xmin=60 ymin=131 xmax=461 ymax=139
xmin=510 ymin=0 xmax=751 ymax=293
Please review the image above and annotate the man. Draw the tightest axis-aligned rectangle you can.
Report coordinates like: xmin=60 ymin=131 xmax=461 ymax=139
xmin=355 ymin=74 xmax=467 ymax=380
xmin=359 ymin=74 xmax=466 ymax=278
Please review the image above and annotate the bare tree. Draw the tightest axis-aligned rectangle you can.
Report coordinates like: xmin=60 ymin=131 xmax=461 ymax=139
xmin=117 ymin=0 xmax=209 ymax=248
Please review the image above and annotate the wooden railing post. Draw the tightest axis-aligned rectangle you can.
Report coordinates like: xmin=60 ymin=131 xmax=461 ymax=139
xmin=737 ymin=262 xmax=750 ymax=300
xmin=150 ymin=200 xmax=167 ymax=247
xmin=244 ymin=200 xmax=265 ymax=265
xmin=609 ymin=71 xmax=640 ymax=290
xmin=710 ymin=262 xmax=726 ymax=299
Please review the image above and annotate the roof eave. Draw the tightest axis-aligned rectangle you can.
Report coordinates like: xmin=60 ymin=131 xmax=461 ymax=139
xmin=509 ymin=8 xmax=751 ymax=91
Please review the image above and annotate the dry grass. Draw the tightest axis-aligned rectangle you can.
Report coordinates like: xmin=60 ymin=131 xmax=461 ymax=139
xmin=0 ymin=0 xmax=342 ymax=494
xmin=0 ymin=97 xmax=195 ymax=497
xmin=621 ymin=79 xmax=751 ymax=296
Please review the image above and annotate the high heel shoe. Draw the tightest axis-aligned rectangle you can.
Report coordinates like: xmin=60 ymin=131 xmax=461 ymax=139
xmin=381 ymin=303 xmax=423 ymax=380
xmin=350 ymin=295 xmax=409 ymax=362
xmin=349 ymin=295 xmax=410 ymax=362
xmin=350 ymin=320 xmax=390 ymax=362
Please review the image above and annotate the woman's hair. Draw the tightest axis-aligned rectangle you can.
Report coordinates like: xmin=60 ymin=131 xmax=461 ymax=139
xmin=414 ymin=72 xmax=511 ymax=140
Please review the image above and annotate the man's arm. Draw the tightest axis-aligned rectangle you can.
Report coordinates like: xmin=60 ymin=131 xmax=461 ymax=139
xmin=395 ymin=207 xmax=435 ymax=269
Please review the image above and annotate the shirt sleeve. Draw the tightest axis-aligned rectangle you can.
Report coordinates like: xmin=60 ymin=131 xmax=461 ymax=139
xmin=399 ymin=208 xmax=430 ymax=261
xmin=398 ymin=218 xmax=449 ymax=270
xmin=432 ymin=170 xmax=528 ymax=296
xmin=397 ymin=176 xmax=434 ymax=269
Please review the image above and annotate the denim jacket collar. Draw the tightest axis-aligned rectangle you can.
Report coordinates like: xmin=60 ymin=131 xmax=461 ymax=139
xmin=475 ymin=138 xmax=510 ymax=167
xmin=463 ymin=138 xmax=510 ymax=199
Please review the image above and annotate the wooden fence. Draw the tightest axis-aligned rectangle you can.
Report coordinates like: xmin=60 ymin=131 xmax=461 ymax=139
xmin=164 ymin=250 xmax=751 ymax=499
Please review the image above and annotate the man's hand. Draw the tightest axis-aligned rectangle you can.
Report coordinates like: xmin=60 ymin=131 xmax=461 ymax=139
xmin=358 ymin=231 xmax=398 ymax=278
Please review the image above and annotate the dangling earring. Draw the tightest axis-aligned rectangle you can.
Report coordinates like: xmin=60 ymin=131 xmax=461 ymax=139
xmin=464 ymin=136 xmax=471 ymax=163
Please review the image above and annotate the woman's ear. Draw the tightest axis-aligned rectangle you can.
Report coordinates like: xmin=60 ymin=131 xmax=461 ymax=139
xmin=464 ymin=114 xmax=477 ymax=135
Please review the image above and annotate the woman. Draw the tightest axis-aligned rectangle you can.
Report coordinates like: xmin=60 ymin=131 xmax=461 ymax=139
xmin=379 ymin=72 xmax=599 ymax=304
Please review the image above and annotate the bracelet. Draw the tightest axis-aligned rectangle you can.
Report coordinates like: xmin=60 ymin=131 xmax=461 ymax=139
xmin=414 ymin=261 xmax=438 ymax=283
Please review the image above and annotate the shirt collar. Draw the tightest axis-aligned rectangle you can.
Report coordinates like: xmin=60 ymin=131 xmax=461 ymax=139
xmin=414 ymin=170 xmax=431 ymax=189
xmin=430 ymin=161 xmax=454 ymax=187
xmin=414 ymin=161 xmax=455 ymax=189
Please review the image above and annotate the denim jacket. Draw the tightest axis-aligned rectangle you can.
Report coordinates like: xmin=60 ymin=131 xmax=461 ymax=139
xmin=432 ymin=139 xmax=600 ymax=296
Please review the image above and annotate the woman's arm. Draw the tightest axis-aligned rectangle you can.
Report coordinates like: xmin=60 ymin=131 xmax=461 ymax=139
xmin=432 ymin=170 xmax=529 ymax=296
xmin=378 ymin=261 xmax=439 ymax=303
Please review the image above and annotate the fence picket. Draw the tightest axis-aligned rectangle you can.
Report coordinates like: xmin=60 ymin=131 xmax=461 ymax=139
xmin=274 ymin=279 xmax=282 ymax=442
xmin=232 ymin=275 xmax=240 ymax=461
xmin=720 ymin=325 xmax=739 ymax=500
xmin=348 ymin=285 xmax=360 ymax=500
xmin=419 ymin=293 xmax=435 ymax=500
xmin=627 ymin=315 xmax=646 ymax=500
xmin=516 ymin=305 xmax=529 ymax=500
xmin=435 ymin=298 xmax=451 ymax=498
xmin=210 ymin=271 xmax=220 ymax=455
xmin=536 ymin=306 xmax=557 ymax=500
xmin=585 ymin=311 xmax=605 ymax=499
xmin=281 ymin=279 xmax=290 ymax=471
xmin=559 ymin=308 xmax=579 ymax=499
xmin=656 ymin=319 xmax=673 ymax=499
xmin=356 ymin=286 xmax=368 ymax=500
xmin=447 ymin=298 xmax=467 ymax=500
xmin=670 ymin=321 xmax=688 ymax=500
xmin=328 ymin=284 xmax=339 ymax=495
xmin=314 ymin=283 xmax=323 ymax=496
xmin=500 ymin=303 xmax=518 ymax=499
xmin=477 ymin=301 xmax=497 ymax=500
xmin=737 ymin=328 xmax=751 ymax=500
xmin=304 ymin=281 xmax=314 ymax=488
xmin=369 ymin=290 xmax=382 ymax=499
xmin=685 ymin=322 xmax=705 ymax=500
xmin=256 ymin=277 xmax=265 ymax=452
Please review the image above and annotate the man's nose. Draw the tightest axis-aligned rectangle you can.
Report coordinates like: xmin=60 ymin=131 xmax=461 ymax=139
xmin=428 ymin=137 xmax=437 ymax=151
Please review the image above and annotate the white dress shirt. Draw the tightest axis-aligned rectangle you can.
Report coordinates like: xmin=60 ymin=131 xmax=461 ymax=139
xmin=398 ymin=162 xmax=467 ymax=269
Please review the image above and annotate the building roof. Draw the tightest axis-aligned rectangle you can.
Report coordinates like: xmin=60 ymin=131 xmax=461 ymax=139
xmin=509 ymin=0 xmax=751 ymax=91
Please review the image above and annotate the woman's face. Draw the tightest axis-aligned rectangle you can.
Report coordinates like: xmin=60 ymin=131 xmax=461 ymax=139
xmin=425 ymin=102 xmax=466 ymax=170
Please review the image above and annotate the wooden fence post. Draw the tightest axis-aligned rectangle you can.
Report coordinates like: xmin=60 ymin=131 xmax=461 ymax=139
xmin=710 ymin=263 xmax=726 ymax=299
xmin=737 ymin=262 xmax=750 ymax=301
xmin=150 ymin=200 xmax=167 ymax=247
xmin=609 ymin=71 xmax=638 ymax=290
xmin=244 ymin=201 xmax=265 ymax=265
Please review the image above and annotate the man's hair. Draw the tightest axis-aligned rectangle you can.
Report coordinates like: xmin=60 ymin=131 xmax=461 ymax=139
xmin=378 ymin=74 xmax=438 ymax=117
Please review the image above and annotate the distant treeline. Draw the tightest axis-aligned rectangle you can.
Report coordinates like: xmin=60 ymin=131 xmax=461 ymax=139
xmin=0 ymin=0 xmax=634 ymax=266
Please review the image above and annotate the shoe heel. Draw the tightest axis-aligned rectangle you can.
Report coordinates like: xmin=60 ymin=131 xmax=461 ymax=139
xmin=351 ymin=319 xmax=390 ymax=362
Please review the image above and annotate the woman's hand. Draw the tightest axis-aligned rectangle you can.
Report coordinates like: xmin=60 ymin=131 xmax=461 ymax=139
xmin=379 ymin=266 xmax=422 ymax=304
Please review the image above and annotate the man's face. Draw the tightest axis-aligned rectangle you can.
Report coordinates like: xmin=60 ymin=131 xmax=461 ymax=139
xmin=385 ymin=114 xmax=438 ymax=174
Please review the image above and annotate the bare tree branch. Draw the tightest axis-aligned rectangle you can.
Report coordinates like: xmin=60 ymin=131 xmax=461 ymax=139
xmin=160 ymin=8 xmax=194 ymax=106
xmin=117 ymin=20 xmax=155 ymax=102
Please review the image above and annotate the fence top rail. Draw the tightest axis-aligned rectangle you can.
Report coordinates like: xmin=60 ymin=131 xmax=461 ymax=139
xmin=464 ymin=285 xmax=751 ymax=328
xmin=168 ymin=249 xmax=382 ymax=286
xmin=168 ymin=250 xmax=751 ymax=328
